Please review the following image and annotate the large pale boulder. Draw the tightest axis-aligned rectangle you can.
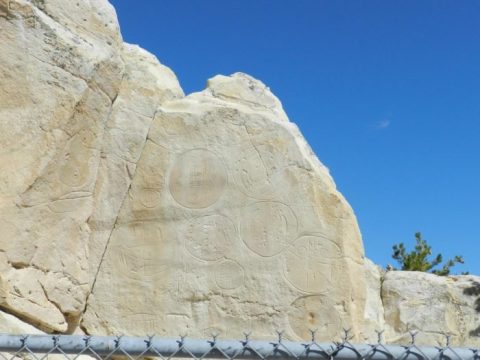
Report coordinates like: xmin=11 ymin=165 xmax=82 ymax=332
xmin=1 ymin=0 xmax=366 ymax=339
xmin=0 ymin=310 xmax=95 ymax=360
xmin=86 ymin=42 xmax=183 ymax=289
xmin=82 ymin=73 xmax=366 ymax=340
xmin=0 ymin=0 xmax=182 ymax=333
xmin=1 ymin=0 xmax=366 ymax=341
xmin=6 ymin=0 xmax=479 ymax=347
xmin=0 ymin=310 xmax=43 ymax=334
xmin=382 ymin=271 xmax=480 ymax=346
xmin=3 ymin=0 xmax=478 ymax=346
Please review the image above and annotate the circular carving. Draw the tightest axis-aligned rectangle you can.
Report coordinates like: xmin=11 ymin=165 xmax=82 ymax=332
xmin=284 ymin=235 xmax=342 ymax=293
xmin=168 ymin=149 xmax=227 ymax=209
xmin=130 ymin=186 xmax=163 ymax=209
xmin=214 ymin=260 xmax=245 ymax=290
xmin=110 ymin=222 xmax=166 ymax=281
xmin=59 ymin=156 xmax=91 ymax=187
xmin=184 ymin=215 xmax=236 ymax=261
xmin=58 ymin=135 xmax=93 ymax=188
xmin=130 ymin=162 xmax=165 ymax=209
xmin=234 ymin=147 xmax=271 ymax=196
xmin=288 ymin=295 xmax=341 ymax=341
xmin=240 ymin=201 xmax=297 ymax=257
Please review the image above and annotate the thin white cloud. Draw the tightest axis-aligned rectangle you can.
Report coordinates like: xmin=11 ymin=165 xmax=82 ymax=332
xmin=376 ymin=119 xmax=391 ymax=129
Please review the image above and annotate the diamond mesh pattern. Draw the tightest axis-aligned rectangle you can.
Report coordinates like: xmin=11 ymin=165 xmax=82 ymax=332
xmin=0 ymin=331 xmax=478 ymax=360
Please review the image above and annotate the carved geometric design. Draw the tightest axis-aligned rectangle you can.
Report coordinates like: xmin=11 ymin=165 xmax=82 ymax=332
xmin=240 ymin=201 xmax=297 ymax=257
xmin=283 ymin=235 xmax=342 ymax=293
xmin=184 ymin=214 xmax=236 ymax=261
xmin=169 ymin=149 xmax=227 ymax=209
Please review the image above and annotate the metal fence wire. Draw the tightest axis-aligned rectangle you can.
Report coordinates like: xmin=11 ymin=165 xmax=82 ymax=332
xmin=0 ymin=331 xmax=478 ymax=360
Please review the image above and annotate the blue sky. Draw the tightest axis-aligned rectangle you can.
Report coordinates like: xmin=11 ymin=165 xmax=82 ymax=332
xmin=110 ymin=1 xmax=479 ymax=274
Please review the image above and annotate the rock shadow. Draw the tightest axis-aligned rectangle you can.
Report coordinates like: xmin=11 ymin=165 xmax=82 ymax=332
xmin=463 ymin=280 xmax=480 ymax=336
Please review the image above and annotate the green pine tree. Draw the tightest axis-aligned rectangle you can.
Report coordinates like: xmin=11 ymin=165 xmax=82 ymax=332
xmin=390 ymin=232 xmax=465 ymax=276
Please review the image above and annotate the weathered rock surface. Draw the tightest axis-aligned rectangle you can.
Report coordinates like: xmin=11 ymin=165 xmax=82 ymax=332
xmin=361 ymin=262 xmax=480 ymax=346
xmin=362 ymin=259 xmax=385 ymax=342
xmin=3 ymin=0 xmax=478 ymax=348
xmin=0 ymin=0 xmax=181 ymax=332
xmin=1 ymin=0 xmax=365 ymax=340
xmin=0 ymin=310 xmax=43 ymax=334
xmin=0 ymin=310 xmax=96 ymax=360
xmin=82 ymin=72 xmax=367 ymax=340
xmin=381 ymin=271 xmax=480 ymax=346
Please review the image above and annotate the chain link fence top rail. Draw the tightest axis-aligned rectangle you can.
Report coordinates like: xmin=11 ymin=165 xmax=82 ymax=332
xmin=0 ymin=330 xmax=478 ymax=360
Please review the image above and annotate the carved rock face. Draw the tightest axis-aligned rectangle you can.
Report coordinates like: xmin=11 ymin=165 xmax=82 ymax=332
xmin=0 ymin=0 xmax=365 ymax=340
xmin=0 ymin=0 xmax=182 ymax=332
xmin=5 ymin=0 xmax=480 ymax=347
xmin=82 ymin=73 xmax=367 ymax=340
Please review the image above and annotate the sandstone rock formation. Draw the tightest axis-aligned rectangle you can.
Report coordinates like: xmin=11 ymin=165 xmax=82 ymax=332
xmin=0 ymin=0 xmax=365 ymax=340
xmin=362 ymin=259 xmax=385 ymax=341
xmin=82 ymin=72 xmax=366 ymax=340
xmin=0 ymin=0 xmax=181 ymax=333
xmin=363 ymin=263 xmax=480 ymax=346
xmin=1 ymin=0 xmax=479 ymax=348
xmin=382 ymin=271 xmax=480 ymax=346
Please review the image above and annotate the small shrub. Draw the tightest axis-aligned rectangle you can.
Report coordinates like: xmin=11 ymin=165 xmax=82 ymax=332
xmin=389 ymin=232 xmax=465 ymax=276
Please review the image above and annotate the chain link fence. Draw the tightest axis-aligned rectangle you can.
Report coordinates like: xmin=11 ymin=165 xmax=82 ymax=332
xmin=0 ymin=331 xmax=478 ymax=360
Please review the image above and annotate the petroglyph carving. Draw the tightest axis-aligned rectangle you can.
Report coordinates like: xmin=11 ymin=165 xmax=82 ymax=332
xmin=110 ymin=222 xmax=166 ymax=281
xmin=233 ymin=144 xmax=286 ymax=199
xmin=122 ymin=313 xmax=163 ymax=334
xmin=130 ymin=150 xmax=166 ymax=209
xmin=169 ymin=149 xmax=227 ymax=208
xmin=184 ymin=215 xmax=236 ymax=261
xmin=233 ymin=146 xmax=271 ymax=197
xmin=240 ymin=201 xmax=297 ymax=257
xmin=77 ymin=71 xmax=367 ymax=339
xmin=130 ymin=186 xmax=163 ymax=209
xmin=58 ymin=134 xmax=94 ymax=188
xmin=284 ymin=235 xmax=342 ymax=293
xmin=288 ymin=295 xmax=341 ymax=341
xmin=214 ymin=259 xmax=245 ymax=290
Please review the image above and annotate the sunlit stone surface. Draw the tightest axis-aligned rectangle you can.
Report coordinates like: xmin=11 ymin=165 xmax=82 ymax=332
xmin=82 ymin=73 xmax=367 ymax=340
xmin=0 ymin=0 xmax=182 ymax=332
xmin=9 ymin=0 xmax=480 ymax=347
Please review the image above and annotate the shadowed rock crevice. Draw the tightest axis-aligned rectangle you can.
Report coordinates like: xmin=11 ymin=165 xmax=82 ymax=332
xmin=84 ymin=107 xmax=159 ymax=311
xmin=463 ymin=280 xmax=480 ymax=337
xmin=463 ymin=280 xmax=480 ymax=310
